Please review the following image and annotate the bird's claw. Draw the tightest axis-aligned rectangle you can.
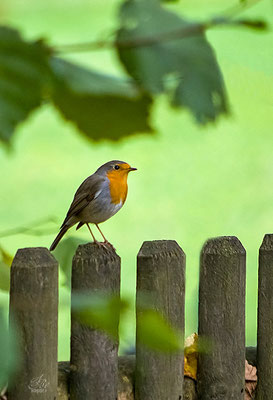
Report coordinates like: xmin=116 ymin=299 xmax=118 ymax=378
xmin=94 ymin=240 xmax=116 ymax=252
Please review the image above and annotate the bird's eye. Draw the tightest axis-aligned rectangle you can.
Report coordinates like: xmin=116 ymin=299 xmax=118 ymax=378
xmin=114 ymin=165 xmax=120 ymax=170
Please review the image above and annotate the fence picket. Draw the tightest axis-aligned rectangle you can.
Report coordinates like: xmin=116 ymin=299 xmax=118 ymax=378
xmin=135 ymin=240 xmax=185 ymax=400
xmin=70 ymin=243 xmax=120 ymax=400
xmin=256 ymin=234 xmax=273 ymax=400
xmin=9 ymin=247 xmax=58 ymax=400
xmin=197 ymin=236 xmax=246 ymax=400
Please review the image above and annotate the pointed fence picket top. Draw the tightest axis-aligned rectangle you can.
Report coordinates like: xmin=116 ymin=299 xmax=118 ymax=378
xmin=197 ymin=236 xmax=246 ymax=400
xmin=135 ymin=240 xmax=185 ymax=400
xmin=9 ymin=247 xmax=58 ymax=400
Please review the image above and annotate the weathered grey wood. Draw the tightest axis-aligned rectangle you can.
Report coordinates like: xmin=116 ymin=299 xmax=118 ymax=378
xmin=56 ymin=358 xmax=196 ymax=400
xmin=57 ymin=362 xmax=70 ymax=400
xmin=183 ymin=378 xmax=197 ymax=400
xmin=118 ymin=356 xmax=135 ymax=400
xmin=70 ymin=243 xmax=120 ymax=400
xmin=256 ymin=234 xmax=273 ymax=400
xmin=9 ymin=247 xmax=58 ymax=400
xmin=55 ymin=347 xmax=257 ymax=400
xmin=135 ymin=240 xmax=185 ymax=400
xmin=197 ymin=236 xmax=246 ymax=400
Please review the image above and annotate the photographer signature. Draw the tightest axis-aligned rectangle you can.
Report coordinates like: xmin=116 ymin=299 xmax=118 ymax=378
xmin=28 ymin=375 xmax=49 ymax=393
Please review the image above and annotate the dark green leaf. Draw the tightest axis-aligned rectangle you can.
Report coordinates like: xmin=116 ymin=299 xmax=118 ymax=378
xmin=0 ymin=26 xmax=52 ymax=143
xmin=50 ymin=57 xmax=153 ymax=141
xmin=71 ymin=292 xmax=129 ymax=338
xmin=236 ymin=19 xmax=267 ymax=30
xmin=137 ymin=309 xmax=183 ymax=352
xmin=116 ymin=0 xmax=228 ymax=124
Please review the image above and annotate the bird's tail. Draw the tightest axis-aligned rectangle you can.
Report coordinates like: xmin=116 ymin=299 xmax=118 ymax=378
xmin=50 ymin=226 xmax=69 ymax=251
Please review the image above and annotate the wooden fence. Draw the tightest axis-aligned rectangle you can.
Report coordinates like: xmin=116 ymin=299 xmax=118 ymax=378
xmin=7 ymin=235 xmax=273 ymax=400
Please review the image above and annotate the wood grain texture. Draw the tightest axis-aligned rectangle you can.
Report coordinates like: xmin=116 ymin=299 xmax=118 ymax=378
xmin=57 ymin=357 xmax=197 ymax=400
xmin=55 ymin=348 xmax=257 ymax=399
xmin=197 ymin=236 xmax=246 ymax=400
xmin=9 ymin=247 xmax=58 ymax=400
xmin=70 ymin=243 xmax=120 ymax=400
xmin=256 ymin=234 xmax=273 ymax=400
xmin=135 ymin=240 xmax=185 ymax=400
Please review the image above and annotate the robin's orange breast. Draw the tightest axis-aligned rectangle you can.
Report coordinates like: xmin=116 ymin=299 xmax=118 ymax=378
xmin=107 ymin=169 xmax=128 ymax=205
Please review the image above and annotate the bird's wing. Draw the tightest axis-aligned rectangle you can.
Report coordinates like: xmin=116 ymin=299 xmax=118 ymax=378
xmin=60 ymin=174 xmax=105 ymax=228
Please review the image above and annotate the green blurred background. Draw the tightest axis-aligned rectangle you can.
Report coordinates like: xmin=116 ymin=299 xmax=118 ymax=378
xmin=0 ymin=0 xmax=272 ymax=360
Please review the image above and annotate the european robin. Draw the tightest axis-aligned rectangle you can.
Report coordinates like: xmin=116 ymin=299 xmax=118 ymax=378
xmin=50 ymin=160 xmax=137 ymax=251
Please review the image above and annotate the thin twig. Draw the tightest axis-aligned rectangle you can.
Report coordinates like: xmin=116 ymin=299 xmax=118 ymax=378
xmin=0 ymin=217 xmax=58 ymax=238
xmin=54 ymin=0 xmax=265 ymax=54
xmin=55 ymin=22 xmax=206 ymax=53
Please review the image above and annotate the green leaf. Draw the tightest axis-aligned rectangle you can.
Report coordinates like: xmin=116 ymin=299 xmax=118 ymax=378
xmin=0 ymin=26 xmax=52 ymax=144
xmin=0 ymin=247 xmax=12 ymax=291
xmin=50 ymin=57 xmax=153 ymax=141
xmin=71 ymin=292 xmax=129 ymax=338
xmin=0 ymin=308 xmax=20 ymax=390
xmin=0 ymin=262 xmax=10 ymax=292
xmin=137 ymin=309 xmax=183 ymax=353
xmin=116 ymin=0 xmax=228 ymax=124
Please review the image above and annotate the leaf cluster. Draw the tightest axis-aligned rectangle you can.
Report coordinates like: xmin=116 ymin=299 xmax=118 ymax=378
xmin=0 ymin=0 xmax=267 ymax=144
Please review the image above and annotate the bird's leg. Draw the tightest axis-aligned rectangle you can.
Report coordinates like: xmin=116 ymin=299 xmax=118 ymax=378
xmin=86 ymin=223 xmax=97 ymax=243
xmin=95 ymin=224 xmax=108 ymax=243
xmin=95 ymin=224 xmax=115 ymax=250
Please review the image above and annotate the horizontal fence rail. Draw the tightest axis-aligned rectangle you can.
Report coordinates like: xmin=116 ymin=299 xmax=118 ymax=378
xmin=7 ymin=235 xmax=273 ymax=400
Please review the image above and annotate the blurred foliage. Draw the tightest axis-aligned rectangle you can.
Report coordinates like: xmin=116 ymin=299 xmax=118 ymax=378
xmin=71 ymin=290 xmax=184 ymax=353
xmin=0 ymin=308 xmax=20 ymax=391
xmin=0 ymin=0 xmax=271 ymax=361
xmin=0 ymin=27 xmax=51 ymax=143
xmin=117 ymin=0 xmax=228 ymax=124
xmin=51 ymin=57 xmax=153 ymax=141
xmin=54 ymin=237 xmax=185 ymax=351
xmin=0 ymin=0 xmax=267 ymax=144
xmin=137 ymin=308 xmax=183 ymax=352
xmin=0 ymin=247 xmax=12 ymax=291
xmin=71 ymin=292 xmax=129 ymax=338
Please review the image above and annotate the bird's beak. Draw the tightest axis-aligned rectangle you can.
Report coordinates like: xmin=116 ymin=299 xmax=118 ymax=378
xmin=129 ymin=167 xmax=137 ymax=171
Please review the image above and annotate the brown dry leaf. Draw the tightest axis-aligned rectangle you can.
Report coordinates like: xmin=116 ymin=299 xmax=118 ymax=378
xmin=245 ymin=360 xmax=257 ymax=381
xmin=183 ymin=334 xmax=258 ymax=399
xmin=245 ymin=360 xmax=257 ymax=400
xmin=184 ymin=333 xmax=198 ymax=380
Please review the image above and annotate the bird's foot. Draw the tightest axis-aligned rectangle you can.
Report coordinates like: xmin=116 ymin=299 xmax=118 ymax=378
xmin=104 ymin=240 xmax=116 ymax=251
xmin=94 ymin=240 xmax=116 ymax=251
